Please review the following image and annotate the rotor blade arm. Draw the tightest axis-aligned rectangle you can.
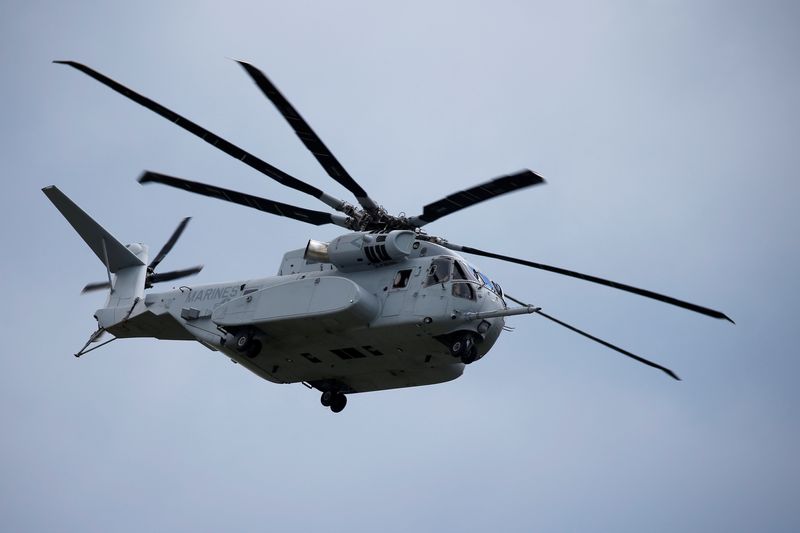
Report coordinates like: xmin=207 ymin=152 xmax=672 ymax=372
xmin=444 ymin=242 xmax=733 ymax=322
xmin=53 ymin=60 xmax=348 ymax=212
xmin=409 ymin=170 xmax=546 ymax=226
xmin=505 ymin=295 xmax=680 ymax=380
xmin=139 ymin=172 xmax=351 ymax=228
xmin=539 ymin=309 xmax=681 ymax=380
xmin=235 ymin=60 xmax=379 ymax=213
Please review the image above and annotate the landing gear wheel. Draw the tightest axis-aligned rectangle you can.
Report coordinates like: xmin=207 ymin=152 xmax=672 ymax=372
xmin=320 ymin=391 xmax=334 ymax=407
xmin=461 ymin=346 xmax=478 ymax=365
xmin=234 ymin=331 xmax=253 ymax=353
xmin=245 ymin=340 xmax=262 ymax=359
xmin=330 ymin=393 xmax=347 ymax=413
xmin=450 ymin=335 xmax=474 ymax=358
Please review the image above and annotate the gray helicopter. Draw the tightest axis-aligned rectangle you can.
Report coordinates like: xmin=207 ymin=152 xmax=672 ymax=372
xmin=44 ymin=61 xmax=732 ymax=413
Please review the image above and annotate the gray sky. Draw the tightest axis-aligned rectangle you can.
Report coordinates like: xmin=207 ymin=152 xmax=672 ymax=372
xmin=2 ymin=1 xmax=799 ymax=531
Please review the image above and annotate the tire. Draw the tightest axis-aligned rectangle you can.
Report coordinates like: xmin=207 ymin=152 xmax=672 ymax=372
xmin=450 ymin=335 xmax=474 ymax=357
xmin=330 ymin=393 xmax=347 ymax=413
xmin=461 ymin=346 xmax=478 ymax=365
xmin=450 ymin=340 xmax=463 ymax=356
xmin=320 ymin=391 xmax=334 ymax=407
xmin=246 ymin=340 xmax=262 ymax=359
xmin=234 ymin=331 xmax=252 ymax=353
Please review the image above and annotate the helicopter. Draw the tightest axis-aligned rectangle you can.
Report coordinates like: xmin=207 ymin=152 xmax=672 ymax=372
xmin=44 ymin=60 xmax=732 ymax=413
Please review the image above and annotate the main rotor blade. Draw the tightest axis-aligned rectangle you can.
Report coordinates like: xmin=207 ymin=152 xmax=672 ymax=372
xmin=53 ymin=60 xmax=347 ymax=212
xmin=81 ymin=281 xmax=111 ymax=293
xmin=236 ymin=60 xmax=379 ymax=213
xmin=148 ymin=265 xmax=203 ymax=286
xmin=505 ymin=295 xmax=679 ymax=380
xmin=149 ymin=217 xmax=191 ymax=271
xmin=445 ymin=242 xmax=733 ymax=322
xmin=409 ymin=170 xmax=545 ymax=227
xmin=139 ymin=171 xmax=350 ymax=228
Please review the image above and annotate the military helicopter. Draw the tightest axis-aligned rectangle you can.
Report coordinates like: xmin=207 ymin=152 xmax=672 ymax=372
xmin=44 ymin=60 xmax=732 ymax=413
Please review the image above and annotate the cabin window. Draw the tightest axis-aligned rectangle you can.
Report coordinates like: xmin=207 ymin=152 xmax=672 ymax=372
xmin=423 ymin=257 xmax=452 ymax=287
xmin=392 ymin=269 xmax=412 ymax=289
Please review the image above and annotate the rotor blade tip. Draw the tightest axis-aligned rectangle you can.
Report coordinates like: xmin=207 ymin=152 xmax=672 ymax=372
xmin=725 ymin=316 xmax=735 ymax=325
xmin=53 ymin=60 xmax=79 ymax=68
xmin=233 ymin=59 xmax=256 ymax=71
xmin=664 ymin=369 xmax=681 ymax=381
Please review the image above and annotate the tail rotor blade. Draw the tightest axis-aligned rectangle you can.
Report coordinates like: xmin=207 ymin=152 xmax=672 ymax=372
xmin=149 ymin=217 xmax=191 ymax=271
xmin=147 ymin=265 xmax=203 ymax=286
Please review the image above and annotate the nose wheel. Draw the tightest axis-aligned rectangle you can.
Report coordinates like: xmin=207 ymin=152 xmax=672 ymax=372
xmin=449 ymin=334 xmax=479 ymax=364
xmin=320 ymin=391 xmax=348 ymax=413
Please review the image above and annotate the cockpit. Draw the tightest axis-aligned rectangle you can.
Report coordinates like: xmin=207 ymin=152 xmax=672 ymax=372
xmin=422 ymin=256 xmax=505 ymax=303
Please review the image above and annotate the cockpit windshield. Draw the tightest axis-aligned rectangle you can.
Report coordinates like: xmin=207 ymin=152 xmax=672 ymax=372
xmin=471 ymin=266 xmax=505 ymax=300
xmin=423 ymin=257 xmax=503 ymax=301
xmin=474 ymin=270 xmax=492 ymax=287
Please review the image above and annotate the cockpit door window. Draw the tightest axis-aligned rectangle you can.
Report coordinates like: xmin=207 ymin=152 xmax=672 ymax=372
xmin=423 ymin=257 xmax=453 ymax=287
xmin=452 ymin=281 xmax=476 ymax=300
xmin=452 ymin=261 xmax=476 ymax=300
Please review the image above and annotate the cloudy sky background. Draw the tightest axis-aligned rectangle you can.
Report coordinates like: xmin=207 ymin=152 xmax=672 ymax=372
xmin=2 ymin=1 xmax=798 ymax=531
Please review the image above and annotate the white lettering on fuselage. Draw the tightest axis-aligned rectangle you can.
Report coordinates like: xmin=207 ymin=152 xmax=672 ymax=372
xmin=185 ymin=286 xmax=239 ymax=304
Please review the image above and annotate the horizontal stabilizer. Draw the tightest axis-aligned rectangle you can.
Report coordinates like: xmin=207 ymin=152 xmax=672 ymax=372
xmin=42 ymin=186 xmax=144 ymax=272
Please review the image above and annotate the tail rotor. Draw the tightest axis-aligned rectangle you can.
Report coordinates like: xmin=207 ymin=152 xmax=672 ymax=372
xmin=82 ymin=217 xmax=203 ymax=293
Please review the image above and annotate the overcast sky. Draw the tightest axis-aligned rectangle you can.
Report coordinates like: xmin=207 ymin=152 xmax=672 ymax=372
xmin=2 ymin=1 xmax=799 ymax=531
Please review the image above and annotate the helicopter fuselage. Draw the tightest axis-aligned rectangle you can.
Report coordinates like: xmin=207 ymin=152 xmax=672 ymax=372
xmin=105 ymin=239 xmax=509 ymax=395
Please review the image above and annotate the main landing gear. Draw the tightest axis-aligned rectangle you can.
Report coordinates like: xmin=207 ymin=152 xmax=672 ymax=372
xmin=320 ymin=391 xmax=348 ymax=413
xmin=233 ymin=329 xmax=262 ymax=359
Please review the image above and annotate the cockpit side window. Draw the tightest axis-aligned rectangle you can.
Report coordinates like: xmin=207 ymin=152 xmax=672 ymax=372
xmin=454 ymin=261 xmax=477 ymax=282
xmin=423 ymin=257 xmax=453 ymax=287
xmin=392 ymin=269 xmax=412 ymax=289
xmin=452 ymin=281 xmax=475 ymax=300
xmin=451 ymin=261 xmax=476 ymax=300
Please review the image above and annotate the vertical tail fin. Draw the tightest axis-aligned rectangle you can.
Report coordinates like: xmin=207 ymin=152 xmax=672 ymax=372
xmin=42 ymin=186 xmax=145 ymax=272
xmin=42 ymin=186 xmax=149 ymax=325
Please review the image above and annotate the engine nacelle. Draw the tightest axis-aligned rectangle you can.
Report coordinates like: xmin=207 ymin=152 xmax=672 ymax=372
xmin=304 ymin=230 xmax=416 ymax=272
